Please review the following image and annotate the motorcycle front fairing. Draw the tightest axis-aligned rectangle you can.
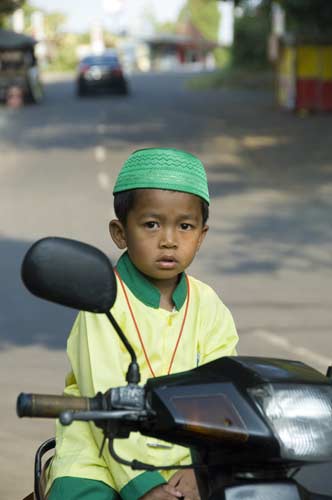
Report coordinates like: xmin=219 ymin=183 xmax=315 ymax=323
xmin=143 ymin=356 xmax=332 ymax=468
xmin=142 ymin=356 xmax=332 ymax=500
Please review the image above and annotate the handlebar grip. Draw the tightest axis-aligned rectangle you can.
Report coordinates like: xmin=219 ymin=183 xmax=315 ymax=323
xmin=17 ymin=393 xmax=94 ymax=418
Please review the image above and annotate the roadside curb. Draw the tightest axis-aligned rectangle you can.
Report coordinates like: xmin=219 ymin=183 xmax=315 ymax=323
xmin=42 ymin=72 xmax=75 ymax=83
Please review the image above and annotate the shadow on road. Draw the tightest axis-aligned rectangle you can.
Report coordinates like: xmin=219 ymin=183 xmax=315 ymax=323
xmin=208 ymin=160 xmax=332 ymax=275
xmin=0 ymin=236 xmax=75 ymax=350
xmin=1 ymin=72 xmax=332 ymax=347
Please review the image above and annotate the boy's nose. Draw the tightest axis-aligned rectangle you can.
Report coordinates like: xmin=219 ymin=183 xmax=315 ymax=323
xmin=160 ymin=228 xmax=177 ymax=248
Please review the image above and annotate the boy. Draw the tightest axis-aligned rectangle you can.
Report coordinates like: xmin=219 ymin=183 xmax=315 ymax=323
xmin=47 ymin=148 xmax=238 ymax=500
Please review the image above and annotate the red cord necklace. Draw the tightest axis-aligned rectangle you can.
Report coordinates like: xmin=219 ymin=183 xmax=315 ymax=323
xmin=114 ymin=269 xmax=190 ymax=378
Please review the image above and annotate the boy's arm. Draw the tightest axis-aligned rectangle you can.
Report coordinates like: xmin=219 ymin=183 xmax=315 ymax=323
xmin=45 ymin=381 xmax=117 ymax=496
xmin=168 ymin=469 xmax=200 ymax=500
xmin=89 ymin=424 xmax=192 ymax=500
xmin=67 ymin=311 xmax=187 ymax=500
xmin=47 ymin=377 xmax=172 ymax=500
xmin=139 ymin=483 xmax=183 ymax=500
xmin=199 ymin=288 xmax=238 ymax=365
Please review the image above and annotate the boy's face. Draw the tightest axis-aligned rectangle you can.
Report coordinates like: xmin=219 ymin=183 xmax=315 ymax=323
xmin=110 ymin=189 xmax=208 ymax=288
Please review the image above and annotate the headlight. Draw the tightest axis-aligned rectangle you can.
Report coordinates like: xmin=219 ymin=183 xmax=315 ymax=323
xmin=249 ymin=384 xmax=332 ymax=461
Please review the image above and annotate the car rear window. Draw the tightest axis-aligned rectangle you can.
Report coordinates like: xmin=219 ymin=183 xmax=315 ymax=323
xmin=81 ymin=55 xmax=119 ymax=66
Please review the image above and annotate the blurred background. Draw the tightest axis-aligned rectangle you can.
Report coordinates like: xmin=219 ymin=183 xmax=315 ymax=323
xmin=0 ymin=0 xmax=332 ymax=498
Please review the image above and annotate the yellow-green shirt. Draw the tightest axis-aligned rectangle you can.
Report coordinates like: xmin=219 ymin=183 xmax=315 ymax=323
xmin=47 ymin=253 xmax=238 ymax=500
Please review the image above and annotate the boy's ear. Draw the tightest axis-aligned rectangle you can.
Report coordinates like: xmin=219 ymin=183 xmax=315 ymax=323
xmin=109 ymin=219 xmax=127 ymax=250
xmin=197 ymin=224 xmax=209 ymax=252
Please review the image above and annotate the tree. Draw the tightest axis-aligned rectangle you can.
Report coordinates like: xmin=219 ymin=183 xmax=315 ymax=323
xmin=232 ymin=1 xmax=270 ymax=68
xmin=178 ymin=0 xmax=232 ymax=68
xmin=22 ymin=5 xmax=66 ymax=42
xmin=0 ymin=0 xmax=24 ymax=14
xmin=228 ymin=0 xmax=332 ymax=69
xmin=0 ymin=0 xmax=24 ymax=28
xmin=277 ymin=0 xmax=332 ymax=36
xmin=233 ymin=0 xmax=332 ymax=36
xmin=179 ymin=0 xmax=220 ymax=43
xmin=154 ymin=21 xmax=178 ymax=35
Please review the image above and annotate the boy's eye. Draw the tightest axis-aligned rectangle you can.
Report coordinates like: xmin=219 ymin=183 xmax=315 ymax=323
xmin=144 ymin=221 xmax=159 ymax=229
xmin=180 ymin=223 xmax=193 ymax=230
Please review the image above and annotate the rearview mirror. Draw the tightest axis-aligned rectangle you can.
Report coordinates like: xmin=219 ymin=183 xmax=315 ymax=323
xmin=21 ymin=237 xmax=117 ymax=313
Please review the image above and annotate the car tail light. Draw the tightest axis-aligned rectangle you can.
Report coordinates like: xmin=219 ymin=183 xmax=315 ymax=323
xmin=112 ymin=67 xmax=123 ymax=77
xmin=79 ymin=64 xmax=90 ymax=74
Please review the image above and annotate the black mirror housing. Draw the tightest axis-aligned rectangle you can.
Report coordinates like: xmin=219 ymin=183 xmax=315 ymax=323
xmin=21 ymin=237 xmax=117 ymax=313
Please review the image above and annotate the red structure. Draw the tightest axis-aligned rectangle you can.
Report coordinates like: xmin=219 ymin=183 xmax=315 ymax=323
xmin=278 ymin=36 xmax=332 ymax=112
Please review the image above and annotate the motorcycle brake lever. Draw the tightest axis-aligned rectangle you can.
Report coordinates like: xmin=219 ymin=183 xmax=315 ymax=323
xmin=59 ymin=409 xmax=149 ymax=425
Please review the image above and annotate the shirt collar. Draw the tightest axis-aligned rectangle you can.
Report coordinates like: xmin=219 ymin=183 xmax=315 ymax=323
xmin=116 ymin=251 xmax=187 ymax=310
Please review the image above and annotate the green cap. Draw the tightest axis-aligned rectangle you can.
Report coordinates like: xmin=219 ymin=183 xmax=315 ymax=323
xmin=113 ymin=148 xmax=210 ymax=204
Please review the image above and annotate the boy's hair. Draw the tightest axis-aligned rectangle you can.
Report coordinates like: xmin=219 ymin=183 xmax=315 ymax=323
xmin=114 ymin=189 xmax=209 ymax=226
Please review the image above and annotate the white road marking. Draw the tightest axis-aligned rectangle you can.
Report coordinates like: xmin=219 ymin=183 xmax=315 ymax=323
xmin=252 ymin=330 xmax=331 ymax=368
xmin=97 ymin=171 xmax=110 ymax=191
xmin=97 ymin=124 xmax=107 ymax=134
xmin=0 ymin=110 xmax=19 ymax=176
xmin=95 ymin=145 xmax=106 ymax=163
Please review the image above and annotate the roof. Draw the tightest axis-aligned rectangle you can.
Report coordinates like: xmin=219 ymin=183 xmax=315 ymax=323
xmin=0 ymin=28 xmax=36 ymax=50
xmin=144 ymin=33 xmax=217 ymax=50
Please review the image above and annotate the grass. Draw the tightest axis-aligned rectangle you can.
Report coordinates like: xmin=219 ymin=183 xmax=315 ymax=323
xmin=187 ymin=66 xmax=275 ymax=91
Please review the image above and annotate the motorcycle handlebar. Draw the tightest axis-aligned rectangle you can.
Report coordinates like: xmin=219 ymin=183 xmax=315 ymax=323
xmin=16 ymin=392 xmax=99 ymax=418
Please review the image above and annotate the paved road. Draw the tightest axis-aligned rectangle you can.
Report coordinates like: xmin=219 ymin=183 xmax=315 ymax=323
xmin=1 ymin=71 xmax=332 ymax=498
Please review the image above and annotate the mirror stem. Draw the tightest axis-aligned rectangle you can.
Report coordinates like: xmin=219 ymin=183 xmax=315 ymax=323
xmin=105 ymin=311 xmax=141 ymax=384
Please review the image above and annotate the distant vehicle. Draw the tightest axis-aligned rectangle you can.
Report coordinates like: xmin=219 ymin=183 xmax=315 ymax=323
xmin=0 ymin=28 xmax=43 ymax=104
xmin=76 ymin=51 xmax=129 ymax=97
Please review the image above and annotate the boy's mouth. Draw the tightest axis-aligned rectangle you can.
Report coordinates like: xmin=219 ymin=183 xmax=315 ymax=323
xmin=157 ymin=256 xmax=177 ymax=269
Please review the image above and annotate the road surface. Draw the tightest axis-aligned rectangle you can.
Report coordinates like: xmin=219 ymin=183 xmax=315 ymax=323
xmin=1 ymin=70 xmax=332 ymax=498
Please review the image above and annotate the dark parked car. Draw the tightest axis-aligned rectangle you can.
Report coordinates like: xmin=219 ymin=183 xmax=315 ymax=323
xmin=76 ymin=51 xmax=129 ymax=96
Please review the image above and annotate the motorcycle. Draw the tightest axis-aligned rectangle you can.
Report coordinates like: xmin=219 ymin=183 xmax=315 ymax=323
xmin=16 ymin=237 xmax=332 ymax=500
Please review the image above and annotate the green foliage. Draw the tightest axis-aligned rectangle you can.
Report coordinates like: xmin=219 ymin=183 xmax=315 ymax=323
xmin=213 ymin=47 xmax=231 ymax=68
xmin=154 ymin=21 xmax=178 ymax=35
xmin=22 ymin=2 xmax=75 ymax=72
xmin=233 ymin=8 xmax=270 ymax=69
xmin=46 ymin=32 xmax=83 ymax=72
xmin=237 ymin=0 xmax=332 ymax=36
xmin=22 ymin=1 xmax=36 ymax=20
xmin=0 ymin=14 xmax=7 ymax=28
xmin=0 ymin=0 xmax=24 ymax=15
xmin=178 ymin=0 xmax=268 ymax=69
xmin=21 ymin=2 xmax=67 ymax=41
xmin=187 ymin=65 xmax=274 ymax=91
xmin=223 ymin=0 xmax=332 ymax=71
xmin=189 ymin=0 xmax=220 ymax=42
xmin=277 ymin=0 xmax=332 ymax=36
xmin=0 ymin=0 xmax=24 ymax=27
xmin=44 ymin=12 xmax=66 ymax=39
xmin=48 ymin=45 xmax=76 ymax=71
xmin=179 ymin=0 xmax=220 ymax=42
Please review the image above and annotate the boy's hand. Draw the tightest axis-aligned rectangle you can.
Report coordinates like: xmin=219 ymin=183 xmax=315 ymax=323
xmin=168 ymin=469 xmax=200 ymax=500
xmin=139 ymin=483 xmax=183 ymax=500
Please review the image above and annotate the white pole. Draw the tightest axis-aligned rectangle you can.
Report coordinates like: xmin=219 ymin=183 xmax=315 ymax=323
xmin=217 ymin=0 xmax=234 ymax=47
xmin=12 ymin=8 xmax=24 ymax=33
xmin=272 ymin=2 xmax=285 ymax=36
xmin=31 ymin=11 xmax=45 ymax=40
xmin=90 ymin=21 xmax=105 ymax=54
